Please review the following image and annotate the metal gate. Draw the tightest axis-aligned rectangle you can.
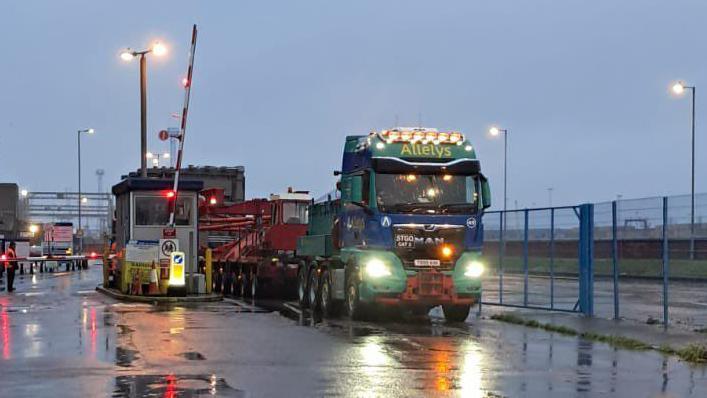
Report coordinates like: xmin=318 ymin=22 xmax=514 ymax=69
xmin=480 ymin=204 xmax=594 ymax=316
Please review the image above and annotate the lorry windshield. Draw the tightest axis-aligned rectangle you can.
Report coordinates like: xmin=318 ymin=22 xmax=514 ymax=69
xmin=375 ymin=173 xmax=479 ymax=214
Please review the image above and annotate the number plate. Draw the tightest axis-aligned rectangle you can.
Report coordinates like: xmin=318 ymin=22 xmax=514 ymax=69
xmin=414 ymin=259 xmax=441 ymax=267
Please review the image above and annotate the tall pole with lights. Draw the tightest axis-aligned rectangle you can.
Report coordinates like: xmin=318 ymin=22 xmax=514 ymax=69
xmin=489 ymin=126 xmax=509 ymax=215
xmin=120 ymin=42 xmax=167 ymax=177
xmin=77 ymin=128 xmax=95 ymax=254
xmin=672 ymin=81 xmax=697 ymax=258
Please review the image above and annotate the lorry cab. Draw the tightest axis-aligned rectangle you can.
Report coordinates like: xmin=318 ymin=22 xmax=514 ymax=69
xmin=298 ymin=127 xmax=491 ymax=322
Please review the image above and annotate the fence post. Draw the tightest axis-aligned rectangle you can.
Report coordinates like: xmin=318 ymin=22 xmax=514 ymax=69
xmin=499 ymin=211 xmax=504 ymax=305
xmin=612 ymin=201 xmax=619 ymax=320
xmin=523 ymin=209 xmax=529 ymax=307
xmin=662 ymin=196 xmax=669 ymax=327
xmin=550 ymin=208 xmax=555 ymax=310
xmin=578 ymin=203 xmax=594 ymax=316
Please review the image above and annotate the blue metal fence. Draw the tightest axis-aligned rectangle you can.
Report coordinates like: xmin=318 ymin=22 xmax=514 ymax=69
xmin=480 ymin=193 xmax=707 ymax=329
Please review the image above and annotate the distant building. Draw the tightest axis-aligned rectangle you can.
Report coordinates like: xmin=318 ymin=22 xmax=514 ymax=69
xmin=0 ymin=183 xmax=19 ymax=238
xmin=124 ymin=165 xmax=245 ymax=204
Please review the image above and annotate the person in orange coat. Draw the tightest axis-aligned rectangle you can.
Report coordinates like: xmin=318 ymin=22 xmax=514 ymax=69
xmin=5 ymin=241 xmax=17 ymax=292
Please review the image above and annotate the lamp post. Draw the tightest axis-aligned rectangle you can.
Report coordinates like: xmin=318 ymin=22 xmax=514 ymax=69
xmin=489 ymin=126 xmax=509 ymax=215
xmin=120 ymin=42 xmax=167 ymax=177
xmin=672 ymin=81 xmax=697 ymax=258
xmin=77 ymin=128 xmax=95 ymax=254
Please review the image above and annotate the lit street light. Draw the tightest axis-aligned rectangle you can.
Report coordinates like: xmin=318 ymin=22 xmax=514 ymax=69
xmin=77 ymin=128 xmax=95 ymax=253
xmin=671 ymin=80 xmax=697 ymax=258
xmin=489 ymin=126 xmax=509 ymax=215
xmin=29 ymin=224 xmax=39 ymax=235
xmin=120 ymin=41 xmax=168 ymax=177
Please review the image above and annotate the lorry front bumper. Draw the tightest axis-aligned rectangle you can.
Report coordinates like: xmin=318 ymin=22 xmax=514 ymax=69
xmin=362 ymin=272 xmax=481 ymax=306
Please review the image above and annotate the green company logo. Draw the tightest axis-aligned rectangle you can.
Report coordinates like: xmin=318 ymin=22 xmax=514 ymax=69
xmin=400 ymin=143 xmax=452 ymax=158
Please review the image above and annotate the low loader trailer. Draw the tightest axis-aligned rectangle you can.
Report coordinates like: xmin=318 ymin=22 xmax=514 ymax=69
xmin=296 ymin=127 xmax=491 ymax=322
xmin=202 ymin=188 xmax=310 ymax=297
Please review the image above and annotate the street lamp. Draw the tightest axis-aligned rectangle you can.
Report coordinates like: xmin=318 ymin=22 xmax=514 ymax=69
xmin=78 ymin=128 xmax=95 ymax=254
xmin=120 ymin=41 xmax=168 ymax=177
xmin=671 ymin=81 xmax=697 ymax=258
xmin=489 ymin=126 xmax=509 ymax=215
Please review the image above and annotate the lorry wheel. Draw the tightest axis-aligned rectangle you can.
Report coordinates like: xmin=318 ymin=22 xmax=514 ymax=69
xmin=346 ymin=275 xmax=367 ymax=321
xmin=320 ymin=269 xmax=338 ymax=318
xmin=308 ymin=269 xmax=320 ymax=311
xmin=239 ymin=269 xmax=248 ymax=298
xmin=442 ymin=304 xmax=471 ymax=323
xmin=250 ymin=272 xmax=257 ymax=298
xmin=297 ymin=267 xmax=309 ymax=308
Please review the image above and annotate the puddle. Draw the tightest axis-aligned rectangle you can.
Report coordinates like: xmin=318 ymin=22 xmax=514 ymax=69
xmin=181 ymin=351 xmax=206 ymax=360
xmin=114 ymin=374 xmax=243 ymax=397
xmin=116 ymin=346 xmax=140 ymax=367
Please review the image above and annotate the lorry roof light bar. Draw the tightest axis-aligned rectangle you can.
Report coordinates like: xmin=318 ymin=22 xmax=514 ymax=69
xmin=375 ymin=128 xmax=464 ymax=145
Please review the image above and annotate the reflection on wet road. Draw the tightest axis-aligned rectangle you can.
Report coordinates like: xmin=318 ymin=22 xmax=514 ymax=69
xmin=0 ymin=267 xmax=706 ymax=397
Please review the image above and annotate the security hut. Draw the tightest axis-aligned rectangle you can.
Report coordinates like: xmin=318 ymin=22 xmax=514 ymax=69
xmin=112 ymin=177 xmax=203 ymax=295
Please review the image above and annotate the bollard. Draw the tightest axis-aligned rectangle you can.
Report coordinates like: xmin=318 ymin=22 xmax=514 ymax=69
xmin=205 ymin=249 xmax=213 ymax=294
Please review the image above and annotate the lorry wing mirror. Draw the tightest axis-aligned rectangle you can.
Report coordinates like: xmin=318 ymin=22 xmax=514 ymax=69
xmin=480 ymin=174 xmax=491 ymax=210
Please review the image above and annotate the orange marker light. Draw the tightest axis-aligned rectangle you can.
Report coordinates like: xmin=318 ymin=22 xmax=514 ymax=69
xmin=441 ymin=245 xmax=453 ymax=258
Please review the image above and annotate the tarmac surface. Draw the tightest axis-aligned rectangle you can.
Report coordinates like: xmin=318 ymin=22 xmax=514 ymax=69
xmin=1 ymin=267 xmax=707 ymax=397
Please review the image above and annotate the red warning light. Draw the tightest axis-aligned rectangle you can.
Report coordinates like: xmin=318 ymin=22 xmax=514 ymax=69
xmin=89 ymin=252 xmax=97 ymax=259
xmin=1 ymin=255 xmax=6 ymax=261
xmin=164 ymin=190 xmax=176 ymax=199
xmin=209 ymin=197 xmax=217 ymax=206
xmin=182 ymin=77 xmax=190 ymax=88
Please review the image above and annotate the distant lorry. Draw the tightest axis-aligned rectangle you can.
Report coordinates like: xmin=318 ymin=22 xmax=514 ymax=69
xmin=296 ymin=128 xmax=491 ymax=322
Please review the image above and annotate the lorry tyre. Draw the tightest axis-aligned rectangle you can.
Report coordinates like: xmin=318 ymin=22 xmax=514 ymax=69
xmin=320 ymin=269 xmax=338 ymax=318
xmin=250 ymin=271 xmax=257 ymax=298
xmin=442 ymin=304 xmax=471 ymax=323
xmin=346 ymin=274 xmax=367 ymax=321
xmin=308 ymin=268 xmax=320 ymax=311
xmin=297 ymin=266 xmax=309 ymax=308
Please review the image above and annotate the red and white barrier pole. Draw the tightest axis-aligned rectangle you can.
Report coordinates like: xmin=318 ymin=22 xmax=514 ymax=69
xmin=169 ymin=24 xmax=198 ymax=227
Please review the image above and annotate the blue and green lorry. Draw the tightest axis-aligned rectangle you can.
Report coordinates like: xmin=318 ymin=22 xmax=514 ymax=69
xmin=296 ymin=127 xmax=491 ymax=322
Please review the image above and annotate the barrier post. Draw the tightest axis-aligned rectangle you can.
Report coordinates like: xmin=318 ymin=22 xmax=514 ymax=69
xmin=612 ymin=201 xmax=619 ymax=319
xmin=578 ymin=203 xmax=594 ymax=316
xmin=662 ymin=197 xmax=669 ymax=327
xmin=205 ymin=248 xmax=213 ymax=294
xmin=523 ymin=209 xmax=529 ymax=307
xmin=550 ymin=208 xmax=555 ymax=309
xmin=499 ymin=211 xmax=504 ymax=305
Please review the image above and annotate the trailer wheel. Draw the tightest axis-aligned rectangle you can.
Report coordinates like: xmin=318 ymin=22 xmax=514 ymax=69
xmin=239 ymin=267 xmax=248 ymax=298
xmin=346 ymin=273 xmax=367 ymax=321
xmin=250 ymin=271 xmax=257 ymax=298
xmin=320 ymin=269 xmax=339 ymax=318
xmin=442 ymin=304 xmax=471 ymax=323
xmin=297 ymin=266 xmax=309 ymax=309
xmin=308 ymin=268 xmax=320 ymax=312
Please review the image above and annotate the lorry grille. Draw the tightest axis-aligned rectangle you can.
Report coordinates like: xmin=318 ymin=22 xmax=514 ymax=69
xmin=393 ymin=224 xmax=465 ymax=270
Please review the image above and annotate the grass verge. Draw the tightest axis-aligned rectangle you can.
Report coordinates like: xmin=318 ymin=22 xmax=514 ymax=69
xmin=490 ymin=313 xmax=707 ymax=363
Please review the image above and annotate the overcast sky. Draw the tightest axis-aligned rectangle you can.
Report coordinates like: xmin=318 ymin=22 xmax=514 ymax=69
xmin=1 ymin=1 xmax=705 ymax=209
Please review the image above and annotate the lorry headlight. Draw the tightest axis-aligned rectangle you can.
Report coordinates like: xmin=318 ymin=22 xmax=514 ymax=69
xmin=464 ymin=261 xmax=484 ymax=278
xmin=365 ymin=258 xmax=391 ymax=278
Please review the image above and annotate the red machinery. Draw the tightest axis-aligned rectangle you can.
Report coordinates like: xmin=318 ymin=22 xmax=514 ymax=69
xmin=200 ymin=187 xmax=310 ymax=297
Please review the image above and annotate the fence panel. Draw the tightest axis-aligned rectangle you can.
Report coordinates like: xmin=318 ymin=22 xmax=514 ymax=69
xmin=482 ymin=206 xmax=582 ymax=312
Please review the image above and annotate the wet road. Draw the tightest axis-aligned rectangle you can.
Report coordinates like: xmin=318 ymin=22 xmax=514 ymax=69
xmin=1 ymin=267 xmax=706 ymax=397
